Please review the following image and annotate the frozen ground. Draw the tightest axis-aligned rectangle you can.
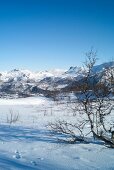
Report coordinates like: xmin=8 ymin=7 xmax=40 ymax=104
xmin=0 ymin=97 xmax=114 ymax=170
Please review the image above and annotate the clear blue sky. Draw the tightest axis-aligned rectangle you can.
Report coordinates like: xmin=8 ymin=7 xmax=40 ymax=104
xmin=0 ymin=0 xmax=114 ymax=71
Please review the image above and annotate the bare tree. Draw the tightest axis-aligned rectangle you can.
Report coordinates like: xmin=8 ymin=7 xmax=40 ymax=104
xmin=74 ymin=49 xmax=114 ymax=146
xmin=48 ymin=49 xmax=114 ymax=147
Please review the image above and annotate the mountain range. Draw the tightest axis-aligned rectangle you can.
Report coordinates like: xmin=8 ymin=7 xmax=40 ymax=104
xmin=0 ymin=61 xmax=114 ymax=98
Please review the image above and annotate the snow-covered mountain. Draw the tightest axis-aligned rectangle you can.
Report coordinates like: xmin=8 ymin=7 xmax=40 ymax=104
xmin=92 ymin=61 xmax=114 ymax=73
xmin=0 ymin=61 xmax=114 ymax=98
xmin=1 ymin=69 xmax=65 ymax=82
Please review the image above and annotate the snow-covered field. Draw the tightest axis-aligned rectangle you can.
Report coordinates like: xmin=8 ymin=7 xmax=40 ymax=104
xmin=0 ymin=97 xmax=114 ymax=170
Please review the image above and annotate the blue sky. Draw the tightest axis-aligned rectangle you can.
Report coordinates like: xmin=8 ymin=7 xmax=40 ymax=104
xmin=0 ymin=0 xmax=114 ymax=71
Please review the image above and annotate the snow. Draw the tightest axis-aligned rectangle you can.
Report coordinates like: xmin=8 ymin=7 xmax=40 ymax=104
xmin=0 ymin=96 xmax=114 ymax=169
xmin=0 ymin=97 xmax=46 ymax=105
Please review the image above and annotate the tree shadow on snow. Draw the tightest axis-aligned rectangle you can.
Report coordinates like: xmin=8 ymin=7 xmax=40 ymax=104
xmin=0 ymin=124 xmax=61 ymax=144
xmin=0 ymin=125 xmax=104 ymax=146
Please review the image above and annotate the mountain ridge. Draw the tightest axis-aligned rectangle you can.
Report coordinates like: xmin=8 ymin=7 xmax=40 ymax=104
xmin=0 ymin=61 xmax=113 ymax=98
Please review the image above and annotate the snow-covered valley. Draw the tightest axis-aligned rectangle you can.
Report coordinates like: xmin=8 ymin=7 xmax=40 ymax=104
xmin=0 ymin=96 xmax=114 ymax=170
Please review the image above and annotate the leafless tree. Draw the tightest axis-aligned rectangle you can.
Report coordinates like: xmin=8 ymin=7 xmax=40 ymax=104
xmin=48 ymin=49 xmax=114 ymax=147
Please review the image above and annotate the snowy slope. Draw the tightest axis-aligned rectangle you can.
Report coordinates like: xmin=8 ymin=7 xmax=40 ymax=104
xmin=0 ymin=96 xmax=114 ymax=169
xmin=92 ymin=61 xmax=114 ymax=73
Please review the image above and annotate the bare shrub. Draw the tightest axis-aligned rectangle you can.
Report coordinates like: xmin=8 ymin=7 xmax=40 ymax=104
xmin=7 ymin=109 xmax=20 ymax=125
xmin=48 ymin=120 xmax=85 ymax=143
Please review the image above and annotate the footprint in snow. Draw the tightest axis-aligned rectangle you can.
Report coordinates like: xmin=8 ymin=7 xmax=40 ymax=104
xmin=37 ymin=157 xmax=44 ymax=161
xmin=31 ymin=161 xmax=37 ymax=166
xmin=13 ymin=150 xmax=21 ymax=159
